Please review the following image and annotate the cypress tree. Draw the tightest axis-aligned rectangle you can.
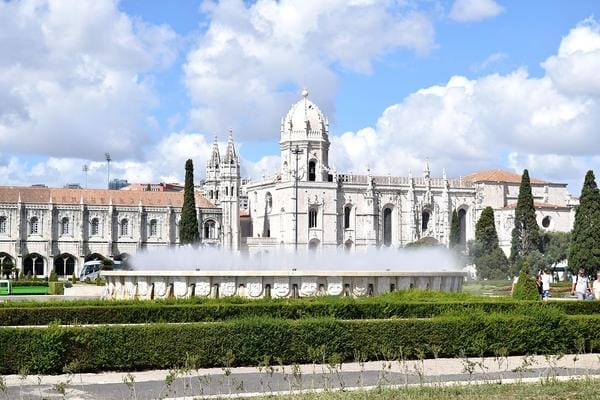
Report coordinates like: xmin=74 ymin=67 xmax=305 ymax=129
xmin=179 ymin=159 xmax=199 ymax=246
xmin=472 ymin=206 xmax=509 ymax=279
xmin=510 ymin=169 xmax=540 ymax=265
xmin=449 ymin=209 xmax=461 ymax=249
xmin=569 ymin=170 xmax=600 ymax=276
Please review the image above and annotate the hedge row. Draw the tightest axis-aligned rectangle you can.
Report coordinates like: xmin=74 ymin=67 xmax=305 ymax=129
xmin=1 ymin=312 xmax=599 ymax=374
xmin=1 ymin=300 xmax=599 ymax=326
xmin=10 ymin=281 xmax=49 ymax=287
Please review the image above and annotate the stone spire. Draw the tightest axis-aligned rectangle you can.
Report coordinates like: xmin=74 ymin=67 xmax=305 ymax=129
xmin=208 ymin=135 xmax=221 ymax=168
xmin=423 ymin=158 xmax=431 ymax=179
xmin=224 ymin=129 xmax=238 ymax=165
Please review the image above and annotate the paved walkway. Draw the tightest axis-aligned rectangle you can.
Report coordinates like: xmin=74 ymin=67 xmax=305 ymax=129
xmin=2 ymin=353 xmax=599 ymax=399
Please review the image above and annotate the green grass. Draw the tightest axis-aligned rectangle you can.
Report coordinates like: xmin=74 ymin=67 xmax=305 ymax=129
xmin=256 ymin=379 xmax=600 ymax=399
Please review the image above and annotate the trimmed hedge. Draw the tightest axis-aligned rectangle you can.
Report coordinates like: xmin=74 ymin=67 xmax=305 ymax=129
xmin=0 ymin=299 xmax=599 ymax=326
xmin=1 ymin=313 xmax=599 ymax=374
xmin=10 ymin=281 xmax=49 ymax=287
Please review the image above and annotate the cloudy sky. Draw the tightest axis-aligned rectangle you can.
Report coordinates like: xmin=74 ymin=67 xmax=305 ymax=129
xmin=1 ymin=0 xmax=599 ymax=194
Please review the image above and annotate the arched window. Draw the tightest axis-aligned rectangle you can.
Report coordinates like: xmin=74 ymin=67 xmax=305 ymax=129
xmin=308 ymin=160 xmax=316 ymax=182
xmin=209 ymin=190 xmax=213 ymax=199
xmin=383 ymin=208 xmax=392 ymax=247
xmin=344 ymin=205 xmax=351 ymax=229
xmin=204 ymin=220 xmax=216 ymax=239
xmin=30 ymin=216 xmax=39 ymax=235
xmin=458 ymin=208 xmax=467 ymax=245
xmin=149 ymin=219 xmax=158 ymax=236
xmin=90 ymin=218 xmax=99 ymax=235
xmin=308 ymin=208 xmax=318 ymax=228
xmin=61 ymin=217 xmax=69 ymax=235
xmin=120 ymin=219 xmax=129 ymax=236
xmin=0 ymin=216 xmax=6 ymax=234
xmin=225 ymin=187 xmax=229 ymax=196
xmin=422 ymin=210 xmax=430 ymax=231
xmin=265 ymin=192 xmax=272 ymax=213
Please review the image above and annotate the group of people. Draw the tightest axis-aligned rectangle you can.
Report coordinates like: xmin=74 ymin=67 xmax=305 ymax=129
xmin=534 ymin=268 xmax=600 ymax=300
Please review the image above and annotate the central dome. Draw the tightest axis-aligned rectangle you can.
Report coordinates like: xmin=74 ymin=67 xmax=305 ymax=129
xmin=281 ymin=90 xmax=329 ymax=141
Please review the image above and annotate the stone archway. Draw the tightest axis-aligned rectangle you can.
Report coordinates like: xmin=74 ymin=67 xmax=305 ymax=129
xmin=85 ymin=253 xmax=105 ymax=262
xmin=0 ymin=252 xmax=15 ymax=279
xmin=308 ymin=239 xmax=320 ymax=251
xmin=54 ymin=253 xmax=76 ymax=277
xmin=23 ymin=253 xmax=44 ymax=277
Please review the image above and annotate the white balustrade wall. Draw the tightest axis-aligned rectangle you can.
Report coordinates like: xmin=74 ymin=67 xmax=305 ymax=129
xmin=102 ymin=271 xmax=466 ymax=300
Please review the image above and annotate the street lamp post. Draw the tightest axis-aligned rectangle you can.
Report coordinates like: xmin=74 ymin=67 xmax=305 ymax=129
xmin=291 ymin=145 xmax=304 ymax=252
xmin=105 ymin=153 xmax=111 ymax=189
xmin=82 ymin=164 xmax=89 ymax=189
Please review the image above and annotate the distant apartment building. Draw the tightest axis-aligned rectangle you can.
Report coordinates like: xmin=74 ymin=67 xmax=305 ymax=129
xmin=109 ymin=179 xmax=129 ymax=190
xmin=121 ymin=182 xmax=184 ymax=192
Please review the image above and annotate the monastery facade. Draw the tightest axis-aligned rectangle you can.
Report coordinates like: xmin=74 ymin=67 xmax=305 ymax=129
xmin=0 ymin=91 xmax=577 ymax=278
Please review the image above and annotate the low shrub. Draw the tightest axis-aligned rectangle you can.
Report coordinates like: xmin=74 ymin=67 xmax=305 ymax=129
xmin=0 ymin=314 xmax=598 ymax=374
xmin=512 ymin=262 xmax=540 ymax=300
xmin=10 ymin=281 xmax=49 ymax=288
xmin=48 ymin=270 xmax=58 ymax=282
xmin=0 ymin=297 xmax=599 ymax=326
xmin=48 ymin=282 xmax=64 ymax=295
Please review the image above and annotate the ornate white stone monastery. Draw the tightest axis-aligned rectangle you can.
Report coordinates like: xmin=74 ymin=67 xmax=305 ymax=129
xmin=0 ymin=91 xmax=578 ymax=277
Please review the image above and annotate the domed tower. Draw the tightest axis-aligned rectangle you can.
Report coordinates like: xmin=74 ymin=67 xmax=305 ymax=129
xmin=280 ymin=89 xmax=330 ymax=182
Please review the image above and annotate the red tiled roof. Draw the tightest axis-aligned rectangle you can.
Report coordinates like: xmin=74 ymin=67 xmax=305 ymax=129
xmin=463 ymin=169 xmax=547 ymax=184
xmin=0 ymin=186 xmax=215 ymax=208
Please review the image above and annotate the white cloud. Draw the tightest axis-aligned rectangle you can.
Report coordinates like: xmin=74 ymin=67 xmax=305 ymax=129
xmin=0 ymin=0 xmax=177 ymax=160
xmin=449 ymin=0 xmax=504 ymax=23
xmin=470 ymin=51 xmax=508 ymax=72
xmin=328 ymin=17 xmax=600 ymax=191
xmin=184 ymin=0 xmax=435 ymax=141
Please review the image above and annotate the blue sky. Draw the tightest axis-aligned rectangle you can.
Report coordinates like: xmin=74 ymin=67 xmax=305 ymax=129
xmin=2 ymin=0 xmax=600 ymax=193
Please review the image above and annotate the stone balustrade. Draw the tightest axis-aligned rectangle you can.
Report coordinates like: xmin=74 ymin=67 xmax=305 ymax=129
xmin=101 ymin=270 xmax=466 ymax=300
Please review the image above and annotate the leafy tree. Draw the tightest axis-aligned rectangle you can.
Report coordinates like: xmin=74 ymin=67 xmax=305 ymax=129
xmin=449 ymin=209 xmax=461 ymax=249
xmin=540 ymin=231 xmax=570 ymax=268
xmin=569 ymin=170 xmax=600 ymax=276
xmin=179 ymin=159 xmax=200 ymax=246
xmin=512 ymin=260 xmax=540 ymax=300
xmin=510 ymin=169 xmax=541 ymax=265
xmin=470 ymin=207 xmax=509 ymax=279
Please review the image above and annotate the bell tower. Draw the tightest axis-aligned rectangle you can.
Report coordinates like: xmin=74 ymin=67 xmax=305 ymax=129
xmin=219 ymin=129 xmax=241 ymax=250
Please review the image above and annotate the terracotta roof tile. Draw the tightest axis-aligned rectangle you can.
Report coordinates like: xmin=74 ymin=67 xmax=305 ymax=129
xmin=0 ymin=186 xmax=216 ymax=208
xmin=463 ymin=169 xmax=547 ymax=184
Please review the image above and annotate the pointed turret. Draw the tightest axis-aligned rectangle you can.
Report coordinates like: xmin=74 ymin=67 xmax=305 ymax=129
xmin=208 ymin=135 xmax=221 ymax=168
xmin=225 ymin=129 xmax=238 ymax=165
xmin=423 ymin=158 xmax=431 ymax=179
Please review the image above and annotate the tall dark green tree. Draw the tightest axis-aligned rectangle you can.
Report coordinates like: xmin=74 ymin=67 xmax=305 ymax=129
xmin=449 ymin=209 xmax=461 ymax=249
xmin=179 ymin=159 xmax=200 ymax=246
xmin=569 ymin=170 xmax=600 ymax=276
xmin=470 ymin=206 xmax=509 ymax=279
xmin=510 ymin=169 xmax=540 ymax=265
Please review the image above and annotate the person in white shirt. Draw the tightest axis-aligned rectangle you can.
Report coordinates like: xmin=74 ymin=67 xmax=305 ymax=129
xmin=571 ymin=268 xmax=592 ymax=300
xmin=541 ymin=267 xmax=553 ymax=300
xmin=593 ymin=272 xmax=600 ymax=300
